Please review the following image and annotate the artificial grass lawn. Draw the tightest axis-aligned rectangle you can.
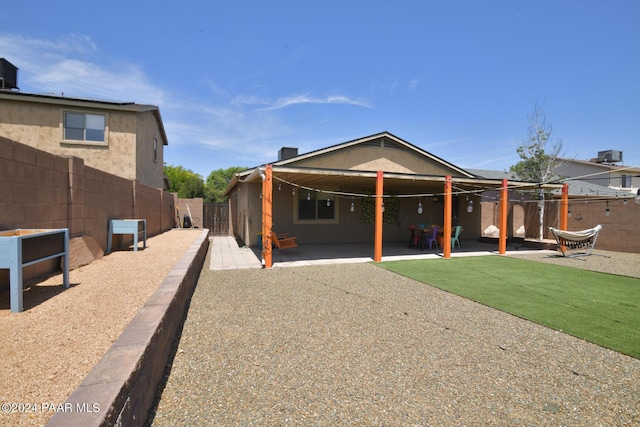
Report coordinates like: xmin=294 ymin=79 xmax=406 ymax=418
xmin=379 ymin=256 xmax=640 ymax=359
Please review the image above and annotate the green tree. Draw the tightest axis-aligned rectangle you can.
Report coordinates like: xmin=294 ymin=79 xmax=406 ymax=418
xmin=164 ymin=164 xmax=205 ymax=198
xmin=205 ymin=166 xmax=247 ymax=202
xmin=510 ymin=103 xmax=566 ymax=239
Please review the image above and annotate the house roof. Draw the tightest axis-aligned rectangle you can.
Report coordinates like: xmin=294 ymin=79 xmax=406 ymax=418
xmin=554 ymin=179 xmax=636 ymax=200
xmin=273 ymin=131 xmax=476 ymax=178
xmin=225 ymin=132 xmax=562 ymax=197
xmin=0 ymin=89 xmax=169 ymax=145
xmin=470 ymin=167 xmax=635 ymax=200
xmin=559 ymin=157 xmax=640 ymax=173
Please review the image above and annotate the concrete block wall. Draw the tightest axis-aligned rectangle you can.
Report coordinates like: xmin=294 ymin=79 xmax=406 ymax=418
xmin=566 ymin=198 xmax=640 ymax=253
xmin=482 ymin=193 xmax=639 ymax=252
xmin=0 ymin=136 xmax=176 ymax=287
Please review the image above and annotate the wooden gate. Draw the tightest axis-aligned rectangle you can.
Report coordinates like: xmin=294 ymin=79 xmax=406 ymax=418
xmin=204 ymin=203 xmax=229 ymax=236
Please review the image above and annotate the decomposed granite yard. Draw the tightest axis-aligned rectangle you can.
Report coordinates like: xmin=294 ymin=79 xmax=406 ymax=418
xmin=150 ymin=248 xmax=640 ymax=426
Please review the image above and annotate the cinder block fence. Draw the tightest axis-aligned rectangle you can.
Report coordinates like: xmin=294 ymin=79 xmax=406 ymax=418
xmin=0 ymin=136 xmax=176 ymax=287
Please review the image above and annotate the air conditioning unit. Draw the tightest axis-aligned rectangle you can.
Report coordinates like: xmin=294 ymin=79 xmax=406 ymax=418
xmin=0 ymin=58 xmax=18 ymax=90
xmin=597 ymin=150 xmax=622 ymax=163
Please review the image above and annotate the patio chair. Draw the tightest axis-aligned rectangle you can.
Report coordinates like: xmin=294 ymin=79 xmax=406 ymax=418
xmin=451 ymin=225 xmax=462 ymax=250
xmin=423 ymin=225 xmax=439 ymax=250
xmin=272 ymin=231 xmax=298 ymax=249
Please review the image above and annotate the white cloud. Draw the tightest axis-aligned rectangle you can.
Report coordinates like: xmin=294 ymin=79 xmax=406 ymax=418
xmin=0 ymin=33 xmax=165 ymax=105
xmin=260 ymin=93 xmax=372 ymax=111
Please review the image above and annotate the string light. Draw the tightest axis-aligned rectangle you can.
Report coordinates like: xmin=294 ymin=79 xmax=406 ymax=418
xmin=269 ymin=172 xmax=634 ymax=214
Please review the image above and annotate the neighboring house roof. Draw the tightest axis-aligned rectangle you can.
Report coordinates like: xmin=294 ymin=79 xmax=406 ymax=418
xmin=470 ymin=167 xmax=634 ymax=200
xmin=555 ymin=179 xmax=635 ymax=199
xmin=466 ymin=168 xmax=519 ymax=181
xmin=558 ymin=157 xmax=640 ymax=172
xmin=0 ymin=89 xmax=169 ymax=145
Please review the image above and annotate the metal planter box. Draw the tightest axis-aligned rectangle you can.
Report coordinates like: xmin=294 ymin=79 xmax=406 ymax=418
xmin=0 ymin=228 xmax=69 ymax=312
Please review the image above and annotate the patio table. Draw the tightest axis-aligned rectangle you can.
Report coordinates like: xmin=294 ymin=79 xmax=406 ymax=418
xmin=408 ymin=225 xmax=433 ymax=250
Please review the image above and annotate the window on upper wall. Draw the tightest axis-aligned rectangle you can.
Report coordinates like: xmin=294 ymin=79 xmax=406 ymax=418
xmin=153 ymin=137 xmax=158 ymax=162
xmin=63 ymin=112 xmax=106 ymax=143
xmin=295 ymin=190 xmax=337 ymax=223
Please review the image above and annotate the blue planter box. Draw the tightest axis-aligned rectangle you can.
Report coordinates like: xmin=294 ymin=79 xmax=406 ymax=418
xmin=0 ymin=228 xmax=69 ymax=313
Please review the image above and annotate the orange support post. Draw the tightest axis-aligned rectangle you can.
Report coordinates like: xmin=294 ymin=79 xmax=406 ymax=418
xmin=560 ymin=183 xmax=569 ymax=231
xmin=443 ymin=176 xmax=452 ymax=259
xmin=262 ymin=165 xmax=273 ymax=268
xmin=498 ymin=178 xmax=508 ymax=254
xmin=374 ymin=170 xmax=384 ymax=262
xmin=559 ymin=183 xmax=569 ymax=253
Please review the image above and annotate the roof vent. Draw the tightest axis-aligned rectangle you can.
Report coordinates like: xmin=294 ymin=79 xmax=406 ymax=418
xmin=0 ymin=58 xmax=18 ymax=90
xmin=596 ymin=150 xmax=622 ymax=163
xmin=278 ymin=147 xmax=298 ymax=161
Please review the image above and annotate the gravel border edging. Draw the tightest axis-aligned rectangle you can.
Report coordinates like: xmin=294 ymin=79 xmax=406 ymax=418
xmin=45 ymin=229 xmax=210 ymax=427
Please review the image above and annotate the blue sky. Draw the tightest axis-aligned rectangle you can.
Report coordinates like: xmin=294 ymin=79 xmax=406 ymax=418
xmin=1 ymin=1 xmax=638 ymax=179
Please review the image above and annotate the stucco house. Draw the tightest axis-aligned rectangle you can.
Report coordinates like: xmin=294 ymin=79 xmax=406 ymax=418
xmin=0 ymin=88 xmax=168 ymax=188
xmin=225 ymin=132 xmax=559 ymax=249
xmin=554 ymin=152 xmax=639 ymax=195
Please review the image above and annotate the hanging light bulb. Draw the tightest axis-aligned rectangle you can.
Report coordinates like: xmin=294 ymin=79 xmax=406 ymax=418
xmin=568 ymin=204 xmax=572 ymax=218
xmin=278 ymin=182 xmax=282 ymax=191
xmin=381 ymin=202 xmax=385 ymax=212
xmin=467 ymin=199 xmax=474 ymax=213
xmin=292 ymin=187 xmax=296 ymax=195
xmin=260 ymin=192 xmax=262 ymax=199
xmin=327 ymin=198 xmax=331 ymax=207
xmin=307 ymin=192 xmax=311 ymax=201
xmin=350 ymin=201 xmax=355 ymax=212
xmin=417 ymin=201 xmax=423 ymax=214
xmin=605 ymin=201 xmax=610 ymax=216
xmin=623 ymin=198 xmax=628 ymax=205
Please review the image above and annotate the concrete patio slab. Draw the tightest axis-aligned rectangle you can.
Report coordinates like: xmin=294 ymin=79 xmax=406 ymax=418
xmin=208 ymin=236 xmax=556 ymax=270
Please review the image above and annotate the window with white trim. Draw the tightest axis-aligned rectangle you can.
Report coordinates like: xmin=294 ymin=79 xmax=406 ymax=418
xmin=63 ymin=112 xmax=106 ymax=143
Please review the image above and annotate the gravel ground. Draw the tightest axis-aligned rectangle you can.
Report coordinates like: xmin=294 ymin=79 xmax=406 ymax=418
xmin=0 ymin=228 xmax=203 ymax=427
xmin=151 ymin=249 xmax=640 ymax=426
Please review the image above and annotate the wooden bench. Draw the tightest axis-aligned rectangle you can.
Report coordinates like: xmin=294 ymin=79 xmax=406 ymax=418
xmin=272 ymin=232 xmax=298 ymax=249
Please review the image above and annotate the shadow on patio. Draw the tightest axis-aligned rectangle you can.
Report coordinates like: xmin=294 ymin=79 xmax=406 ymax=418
xmin=250 ymin=239 xmax=552 ymax=267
